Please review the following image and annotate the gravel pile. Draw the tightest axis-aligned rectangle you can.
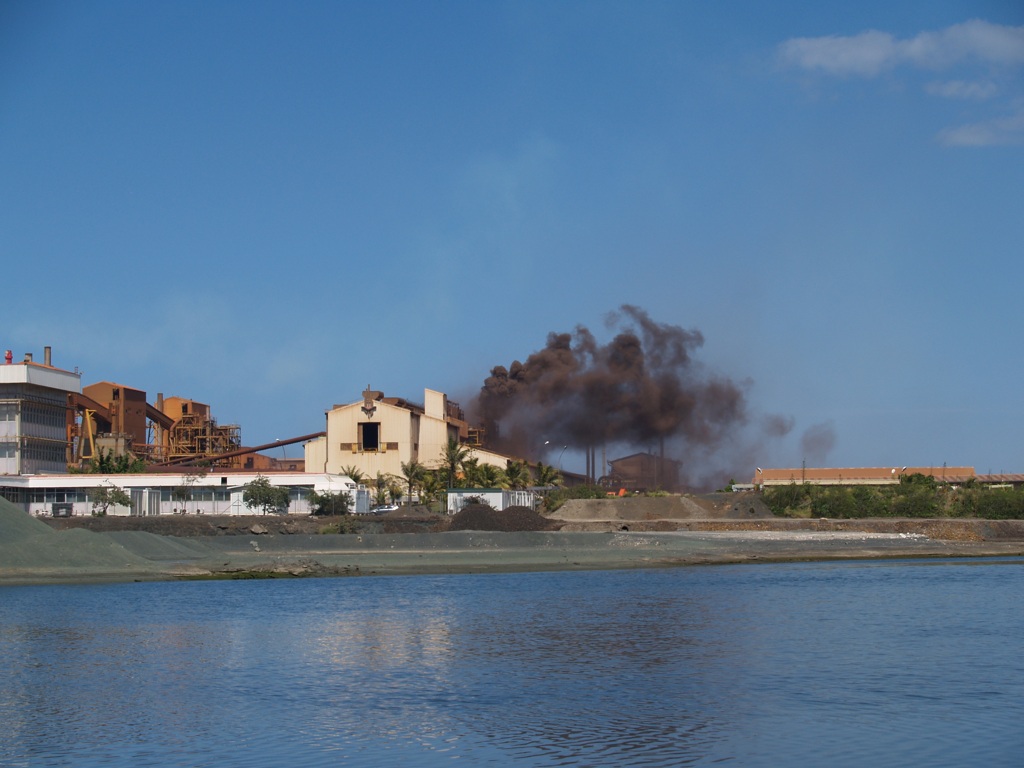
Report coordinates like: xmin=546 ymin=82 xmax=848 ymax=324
xmin=0 ymin=498 xmax=159 ymax=573
xmin=448 ymin=504 xmax=557 ymax=532
xmin=0 ymin=497 xmax=55 ymax=540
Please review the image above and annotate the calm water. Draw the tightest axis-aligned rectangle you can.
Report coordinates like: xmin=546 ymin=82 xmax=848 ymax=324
xmin=1 ymin=559 xmax=1022 ymax=767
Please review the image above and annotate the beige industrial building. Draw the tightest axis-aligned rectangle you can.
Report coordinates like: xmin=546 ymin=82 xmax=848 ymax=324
xmin=305 ymin=387 xmax=511 ymax=479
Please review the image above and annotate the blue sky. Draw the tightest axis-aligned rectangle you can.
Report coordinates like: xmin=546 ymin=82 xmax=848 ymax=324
xmin=3 ymin=1 xmax=1023 ymax=480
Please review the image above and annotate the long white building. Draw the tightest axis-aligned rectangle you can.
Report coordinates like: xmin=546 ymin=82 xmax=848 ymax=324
xmin=0 ymin=471 xmax=365 ymax=517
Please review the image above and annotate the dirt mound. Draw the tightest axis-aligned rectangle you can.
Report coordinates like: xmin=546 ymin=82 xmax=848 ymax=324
xmin=44 ymin=513 xmax=332 ymax=536
xmin=448 ymin=504 xmax=557 ymax=532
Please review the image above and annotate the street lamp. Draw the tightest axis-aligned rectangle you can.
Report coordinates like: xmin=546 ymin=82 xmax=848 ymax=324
xmin=543 ymin=440 xmax=568 ymax=469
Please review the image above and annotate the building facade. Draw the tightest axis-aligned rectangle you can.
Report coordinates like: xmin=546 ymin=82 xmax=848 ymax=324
xmin=306 ymin=387 xmax=511 ymax=480
xmin=0 ymin=471 xmax=365 ymax=517
xmin=751 ymin=466 xmax=976 ymax=487
xmin=1 ymin=354 xmax=81 ymax=475
xmin=604 ymin=452 xmax=681 ymax=492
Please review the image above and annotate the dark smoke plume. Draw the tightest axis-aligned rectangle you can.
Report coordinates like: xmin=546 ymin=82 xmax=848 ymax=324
xmin=800 ymin=422 xmax=837 ymax=466
xmin=473 ymin=306 xmax=756 ymax=486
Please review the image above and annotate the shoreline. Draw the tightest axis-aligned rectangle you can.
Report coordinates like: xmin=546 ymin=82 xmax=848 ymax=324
xmin=2 ymin=529 xmax=1022 ymax=587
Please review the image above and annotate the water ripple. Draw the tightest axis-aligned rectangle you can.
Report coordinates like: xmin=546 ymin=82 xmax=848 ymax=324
xmin=1 ymin=560 xmax=1023 ymax=766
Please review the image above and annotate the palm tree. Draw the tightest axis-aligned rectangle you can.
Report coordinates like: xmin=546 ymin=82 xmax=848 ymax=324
xmin=484 ymin=464 xmax=505 ymax=488
xmin=441 ymin=436 xmax=471 ymax=489
xmin=372 ymin=471 xmax=394 ymax=506
xmin=505 ymin=460 xmax=531 ymax=490
xmin=534 ymin=462 xmax=562 ymax=488
xmin=400 ymin=460 xmax=426 ymax=504
xmin=419 ymin=470 xmax=444 ymax=504
xmin=387 ymin=478 xmax=404 ymax=505
xmin=340 ymin=465 xmax=367 ymax=486
xmin=461 ymin=457 xmax=482 ymax=486
xmin=465 ymin=460 xmax=502 ymax=488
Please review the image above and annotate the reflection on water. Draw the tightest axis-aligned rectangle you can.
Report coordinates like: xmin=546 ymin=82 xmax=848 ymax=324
xmin=1 ymin=559 xmax=1023 ymax=767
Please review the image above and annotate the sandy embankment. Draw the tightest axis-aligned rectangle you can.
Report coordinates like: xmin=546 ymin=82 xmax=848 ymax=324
xmin=2 ymin=495 xmax=1023 ymax=586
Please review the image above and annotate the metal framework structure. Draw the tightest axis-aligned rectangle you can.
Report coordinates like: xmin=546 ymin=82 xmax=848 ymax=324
xmin=165 ymin=412 xmax=242 ymax=467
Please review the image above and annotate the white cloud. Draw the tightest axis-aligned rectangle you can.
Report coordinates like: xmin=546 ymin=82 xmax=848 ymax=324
xmin=779 ymin=19 xmax=1024 ymax=77
xmin=925 ymin=79 xmax=998 ymax=100
xmin=779 ymin=29 xmax=899 ymax=76
xmin=779 ymin=19 xmax=1024 ymax=147
xmin=938 ymin=110 xmax=1024 ymax=146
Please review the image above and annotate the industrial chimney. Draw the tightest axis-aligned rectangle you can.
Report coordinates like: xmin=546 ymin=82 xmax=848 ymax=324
xmin=44 ymin=346 xmax=52 ymax=366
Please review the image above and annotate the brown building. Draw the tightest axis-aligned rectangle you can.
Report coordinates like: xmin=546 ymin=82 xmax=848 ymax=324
xmin=604 ymin=452 xmax=681 ymax=492
xmin=81 ymin=382 xmax=150 ymax=447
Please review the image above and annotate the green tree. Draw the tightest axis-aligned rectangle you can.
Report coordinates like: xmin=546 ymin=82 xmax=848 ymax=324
xmin=891 ymin=488 xmax=939 ymax=517
xmin=542 ymin=484 xmax=606 ymax=513
xmin=242 ymin=475 xmax=290 ymax=515
xmin=371 ymin=471 xmax=396 ymax=506
xmin=813 ymin=487 xmax=858 ymax=518
xmin=400 ymin=460 xmax=425 ymax=503
xmin=463 ymin=458 xmax=503 ymax=488
xmin=762 ymin=483 xmax=812 ymax=516
xmin=504 ymin=460 xmax=531 ymax=490
xmin=534 ymin=462 xmax=562 ymax=488
xmin=306 ymin=489 xmax=353 ymax=516
xmin=461 ymin=457 xmax=479 ymax=485
xmin=478 ymin=463 xmax=504 ymax=488
xmin=87 ymin=485 xmax=132 ymax=516
xmin=419 ymin=470 xmax=444 ymax=504
xmin=387 ymin=478 xmax=403 ymax=504
xmin=899 ymin=472 xmax=938 ymax=490
xmin=441 ymin=437 xmax=472 ymax=489
xmin=84 ymin=448 xmax=147 ymax=474
xmin=339 ymin=465 xmax=367 ymax=486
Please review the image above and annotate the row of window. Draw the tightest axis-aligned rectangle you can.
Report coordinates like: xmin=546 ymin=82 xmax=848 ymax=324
xmin=0 ymin=388 xmax=67 ymax=408
xmin=1 ymin=486 xmax=314 ymax=504
xmin=20 ymin=443 xmax=66 ymax=463
xmin=20 ymin=402 xmax=66 ymax=429
xmin=0 ymin=402 xmax=67 ymax=430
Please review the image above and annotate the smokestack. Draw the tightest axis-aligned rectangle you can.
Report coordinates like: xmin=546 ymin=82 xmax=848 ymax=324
xmin=44 ymin=346 xmax=52 ymax=366
xmin=23 ymin=353 xmax=32 ymax=363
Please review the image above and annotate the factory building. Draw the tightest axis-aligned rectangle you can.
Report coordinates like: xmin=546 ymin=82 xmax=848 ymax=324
xmin=1 ymin=348 xmax=81 ymax=475
xmin=74 ymin=385 xmax=241 ymax=467
xmin=0 ymin=345 xmax=253 ymax=475
xmin=602 ymin=452 xmax=682 ymax=492
xmin=305 ymin=387 xmax=511 ymax=479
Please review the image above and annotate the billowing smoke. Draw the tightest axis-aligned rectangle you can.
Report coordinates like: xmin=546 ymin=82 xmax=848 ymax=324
xmin=472 ymin=306 xmax=785 ymax=489
xmin=800 ymin=422 xmax=837 ymax=466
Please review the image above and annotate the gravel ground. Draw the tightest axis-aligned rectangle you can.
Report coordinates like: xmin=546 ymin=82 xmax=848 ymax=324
xmin=4 ymin=496 xmax=1023 ymax=586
